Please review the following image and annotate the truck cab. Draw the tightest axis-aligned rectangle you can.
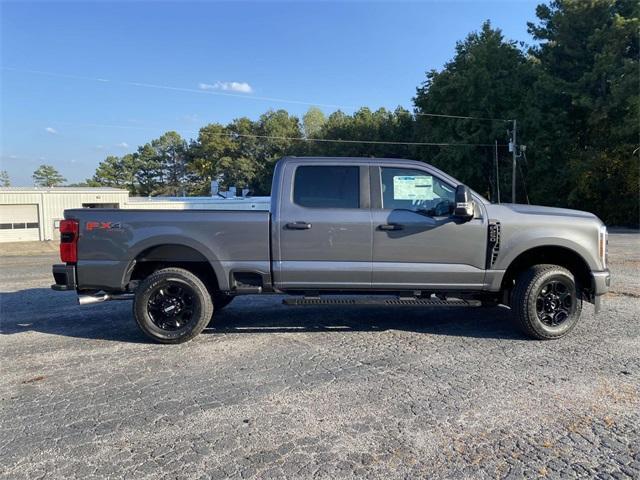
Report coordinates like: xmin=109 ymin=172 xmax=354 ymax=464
xmin=270 ymin=157 xmax=488 ymax=291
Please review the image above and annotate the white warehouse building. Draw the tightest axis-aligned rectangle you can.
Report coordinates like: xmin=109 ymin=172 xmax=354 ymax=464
xmin=0 ymin=187 xmax=270 ymax=243
xmin=0 ymin=187 xmax=129 ymax=242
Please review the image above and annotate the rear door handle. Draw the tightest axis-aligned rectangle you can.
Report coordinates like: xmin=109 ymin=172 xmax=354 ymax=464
xmin=378 ymin=224 xmax=403 ymax=231
xmin=285 ymin=222 xmax=312 ymax=230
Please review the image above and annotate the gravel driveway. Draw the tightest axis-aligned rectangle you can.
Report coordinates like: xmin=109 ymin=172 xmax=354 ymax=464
xmin=1 ymin=233 xmax=639 ymax=479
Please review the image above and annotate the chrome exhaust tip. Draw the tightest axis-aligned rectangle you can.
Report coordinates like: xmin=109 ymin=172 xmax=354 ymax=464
xmin=78 ymin=293 xmax=110 ymax=305
xmin=78 ymin=292 xmax=134 ymax=305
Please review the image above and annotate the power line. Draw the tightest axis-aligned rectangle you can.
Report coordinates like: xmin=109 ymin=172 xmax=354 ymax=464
xmin=45 ymin=121 xmax=509 ymax=148
xmin=201 ymin=131 xmax=506 ymax=148
xmin=414 ymin=112 xmax=511 ymax=122
xmin=4 ymin=67 xmax=513 ymax=123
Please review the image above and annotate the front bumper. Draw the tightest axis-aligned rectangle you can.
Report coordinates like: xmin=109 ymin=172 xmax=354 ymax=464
xmin=591 ymin=269 xmax=610 ymax=313
xmin=51 ymin=264 xmax=77 ymax=291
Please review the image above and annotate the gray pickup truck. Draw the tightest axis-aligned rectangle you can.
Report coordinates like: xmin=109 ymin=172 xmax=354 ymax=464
xmin=51 ymin=156 xmax=610 ymax=343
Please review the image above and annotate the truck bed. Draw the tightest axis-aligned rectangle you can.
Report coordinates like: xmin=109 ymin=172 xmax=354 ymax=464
xmin=65 ymin=208 xmax=271 ymax=292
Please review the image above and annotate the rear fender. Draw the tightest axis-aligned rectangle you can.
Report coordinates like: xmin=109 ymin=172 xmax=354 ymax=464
xmin=122 ymin=237 xmax=227 ymax=290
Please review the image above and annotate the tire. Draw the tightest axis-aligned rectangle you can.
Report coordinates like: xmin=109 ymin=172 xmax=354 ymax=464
xmin=511 ymin=264 xmax=582 ymax=340
xmin=133 ymin=267 xmax=213 ymax=344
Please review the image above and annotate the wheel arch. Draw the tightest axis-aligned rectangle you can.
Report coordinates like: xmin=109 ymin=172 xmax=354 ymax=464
xmin=500 ymin=245 xmax=592 ymax=294
xmin=124 ymin=242 xmax=224 ymax=293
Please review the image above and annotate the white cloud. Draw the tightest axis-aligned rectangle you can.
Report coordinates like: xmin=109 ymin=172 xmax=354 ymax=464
xmin=45 ymin=127 xmax=58 ymax=134
xmin=199 ymin=81 xmax=253 ymax=94
xmin=181 ymin=113 xmax=199 ymax=123
xmin=116 ymin=142 xmax=129 ymax=148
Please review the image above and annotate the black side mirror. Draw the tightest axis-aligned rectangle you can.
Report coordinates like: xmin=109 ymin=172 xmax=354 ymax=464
xmin=453 ymin=185 xmax=474 ymax=220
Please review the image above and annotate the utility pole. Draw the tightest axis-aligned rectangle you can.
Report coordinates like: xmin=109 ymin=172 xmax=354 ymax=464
xmin=511 ymin=119 xmax=517 ymax=203
xmin=495 ymin=140 xmax=500 ymax=204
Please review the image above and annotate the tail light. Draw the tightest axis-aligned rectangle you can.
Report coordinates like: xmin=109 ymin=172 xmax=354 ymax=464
xmin=59 ymin=219 xmax=79 ymax=263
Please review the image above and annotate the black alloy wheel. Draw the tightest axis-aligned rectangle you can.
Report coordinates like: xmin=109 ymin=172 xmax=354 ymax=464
xmin=147 ymin=281 xmax=196 ymax=331
xmin=535 ymin=279 xmax=575 ymax=327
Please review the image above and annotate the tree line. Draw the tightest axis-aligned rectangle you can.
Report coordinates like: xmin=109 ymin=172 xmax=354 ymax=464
xmin=30 ymin=1 xmax=640 ymax=225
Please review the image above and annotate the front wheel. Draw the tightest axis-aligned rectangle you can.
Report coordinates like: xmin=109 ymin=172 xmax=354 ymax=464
xmin=511 ymin=264 xmax=582 ymax=340
xmin=133 ymin=267 xmax=213 ymax=344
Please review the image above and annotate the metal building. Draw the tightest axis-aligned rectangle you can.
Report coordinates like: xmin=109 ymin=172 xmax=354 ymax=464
xmin=0 ymin=186 xmax=272 ymax=243
xmin=0 ymin=187 xmax=129 ymax=243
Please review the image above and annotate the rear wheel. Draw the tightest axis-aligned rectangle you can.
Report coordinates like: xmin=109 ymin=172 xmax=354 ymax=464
xmin=133 ymin=267 xmax=213 ymax=344
xmin=511 ymin=264 xmax=582 ymax=340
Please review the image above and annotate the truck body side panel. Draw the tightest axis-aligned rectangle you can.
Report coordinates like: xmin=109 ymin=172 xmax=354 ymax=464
xmin=67 ymin=209 xmax=270 ymax=291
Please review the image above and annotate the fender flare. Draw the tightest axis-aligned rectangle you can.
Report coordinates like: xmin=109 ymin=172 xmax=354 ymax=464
xmin=495 ymin=236 xmax=598 ymax=272
xmin=121 ymin=236 xmax=227 ymax=290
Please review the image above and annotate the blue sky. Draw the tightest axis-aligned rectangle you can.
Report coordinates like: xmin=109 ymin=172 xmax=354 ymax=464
xmin=1 ymin=0 xmax=540 ymax=185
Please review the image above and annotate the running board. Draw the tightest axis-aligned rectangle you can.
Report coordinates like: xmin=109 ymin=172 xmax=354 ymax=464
xmin=282 ymin=297 xmax=481 ymax=307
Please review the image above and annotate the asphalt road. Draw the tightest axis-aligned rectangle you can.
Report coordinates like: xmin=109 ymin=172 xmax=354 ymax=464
xmin=1 ymin=233 xmax=639 ymax=479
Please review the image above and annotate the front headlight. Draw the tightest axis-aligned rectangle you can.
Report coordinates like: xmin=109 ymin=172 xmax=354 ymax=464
xmin=598 ymin=225 xmax=608 ymax=269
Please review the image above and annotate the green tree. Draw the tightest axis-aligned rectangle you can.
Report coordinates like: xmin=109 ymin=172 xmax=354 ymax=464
xmin=527 ymin=0 xmax=639 ymax=224
xmin=306 ymin=107 xmax=414 ymax=159
xmin=136 ymin=144 xmax=162 ymax=196
xmin=251 ymin=110 xmax=303 ymax=194
xmin=0 ymin=170 xmax=10 ymax=187
xmin=413 ymin=21 xmax=535 ymax=200
xmin=302 ymin=107 xmax=326 ymax=139
xmin=91 ymin=154 xmax=140 ymax=194
xmin=92 ymin=156 xmax=127 ymax=187
xmin=188 ymin=123 xmax=238 ymax=194
xmin=120 ymin=154 xmax=141 ymax=194
xmin=152 ymin=131 xmax=188 ymax=196
xmin=33 ymin=164 xmax=66 ymax=187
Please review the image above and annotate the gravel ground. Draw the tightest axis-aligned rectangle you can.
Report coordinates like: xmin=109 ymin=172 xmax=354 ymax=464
xmin=1 ymin=233 xmax=639 ymax=479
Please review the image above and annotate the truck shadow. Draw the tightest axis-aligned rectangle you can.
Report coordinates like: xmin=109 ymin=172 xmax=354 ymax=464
xmin=0 ymin=289 xmax=525 ymax=342
xmin=0 ymin=288 xmax=147 ymax=343
xmin=208 ymin=298 xmax=523 ymax=340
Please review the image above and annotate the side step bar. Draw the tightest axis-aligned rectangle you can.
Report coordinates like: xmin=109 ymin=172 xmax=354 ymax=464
xmin=283 ymin=296 xmax=481 ymax=307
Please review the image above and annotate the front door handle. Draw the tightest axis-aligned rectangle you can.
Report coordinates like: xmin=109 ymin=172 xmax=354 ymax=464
xmin=378 ymin=223 xmax=403 ymax=231
xmin=285 ymin=222 xmax=312 ymax=230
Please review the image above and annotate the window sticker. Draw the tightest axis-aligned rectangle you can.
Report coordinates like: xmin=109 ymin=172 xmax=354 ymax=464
xmin=392 ymin=175 xmax=434 ymax=200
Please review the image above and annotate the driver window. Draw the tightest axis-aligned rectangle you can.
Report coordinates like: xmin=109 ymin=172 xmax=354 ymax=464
xmin=380 ymin=167 xmax=455 ymax=215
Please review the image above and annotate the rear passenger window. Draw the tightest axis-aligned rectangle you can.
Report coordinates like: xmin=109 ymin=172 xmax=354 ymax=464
xmin=294 ymin=166 xmax=359 ymax=209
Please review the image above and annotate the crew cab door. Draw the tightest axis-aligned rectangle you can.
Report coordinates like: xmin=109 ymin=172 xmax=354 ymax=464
xmin=370 ymin=165 xmax=487 ymax=290
xmin=272 ymin=161 xmax=372 ymax=290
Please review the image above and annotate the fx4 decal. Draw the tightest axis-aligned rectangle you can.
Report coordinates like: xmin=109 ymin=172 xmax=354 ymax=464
xmin=86 ymin=221 xmax=122 ymax=231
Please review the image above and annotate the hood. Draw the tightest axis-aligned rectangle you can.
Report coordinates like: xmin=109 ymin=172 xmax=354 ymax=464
xmin=499 ymin=203 xmax=598 ymax=220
